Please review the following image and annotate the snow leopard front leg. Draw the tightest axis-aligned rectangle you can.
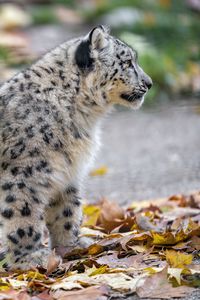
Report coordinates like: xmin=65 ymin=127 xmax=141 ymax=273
xmin=46 ymin=185 xmax=91 ymax=251
xmin=0 ymin=178 xmax=52 ymax=270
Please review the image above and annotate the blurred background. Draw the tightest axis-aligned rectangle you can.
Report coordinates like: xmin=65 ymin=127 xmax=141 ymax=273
xmin=0 ymin=0 xmax=200 ymax=203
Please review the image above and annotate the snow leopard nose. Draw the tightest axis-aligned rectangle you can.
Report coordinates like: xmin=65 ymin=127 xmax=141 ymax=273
xmin=142 ymin=75 xmax=153 ymax=90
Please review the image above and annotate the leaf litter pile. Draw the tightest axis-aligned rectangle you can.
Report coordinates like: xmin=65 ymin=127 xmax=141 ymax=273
xmin=0 ymin=192 xmax=200 ymax=299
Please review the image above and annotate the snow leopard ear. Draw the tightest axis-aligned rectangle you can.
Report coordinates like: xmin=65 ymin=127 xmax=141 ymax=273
xmin=75 ymin=25 xmax=109 ymax=71
xmin=75 ymin=38 xmax=94 ymax=71
xmin=88 ymin=25 xmax=109 ymax=50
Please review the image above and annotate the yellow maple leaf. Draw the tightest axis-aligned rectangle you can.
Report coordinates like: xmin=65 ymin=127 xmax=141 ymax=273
xmin=166 ymin=250 xmax=193 ymax=268
xmin=17 ymin=271 xmax=46 ymax=281
xmin=152 ymin=229 xmax=186 ymax=245
xmin=90 ymin=166 xmax=108 ymax=176
xmin=89 ymin=265 xmax=108 ymax=276
xmin=0 ymin=279 xmax=11 ymax=291
xmin=83 ymin=205 xmax=100 ymax=226
xmin=152 ymin=232 xmax=175 ymax=245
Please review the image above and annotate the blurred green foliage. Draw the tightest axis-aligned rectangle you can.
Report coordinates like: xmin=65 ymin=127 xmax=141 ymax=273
xmin=0 ymin=47 xmax=9 ymax=62
xmin=31 ymin=0 xmax=75 ymax=24
xmin=53 ymin=0 xmax=75 ymax=6
xmin=85 ymin=0 xmax=200 ymax=99
xmin=32 ymin=6 xmax=58 ymax=24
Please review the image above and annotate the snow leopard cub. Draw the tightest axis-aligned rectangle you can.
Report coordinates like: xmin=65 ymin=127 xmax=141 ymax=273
xmin=0 ymin=26 xmax=152 ymax=270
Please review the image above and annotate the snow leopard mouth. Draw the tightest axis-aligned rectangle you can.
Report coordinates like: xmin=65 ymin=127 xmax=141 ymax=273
xmin=121 ymin=89 xmax=147 ymax=102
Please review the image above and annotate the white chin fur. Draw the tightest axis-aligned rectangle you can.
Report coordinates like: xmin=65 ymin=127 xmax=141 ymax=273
xmin=126 ymin=96 xmax=145 ymax=110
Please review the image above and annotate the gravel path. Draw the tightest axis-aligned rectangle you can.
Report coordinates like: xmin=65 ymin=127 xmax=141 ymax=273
xmin=83 ymin=102 xmax=200 ymax=204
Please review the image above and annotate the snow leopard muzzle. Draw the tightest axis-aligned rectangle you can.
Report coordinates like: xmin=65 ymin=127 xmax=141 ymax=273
xmin=120 ymin=88 xmax=147 ymax=102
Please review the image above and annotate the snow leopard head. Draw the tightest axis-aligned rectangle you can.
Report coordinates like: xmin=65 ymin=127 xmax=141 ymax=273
xmin=75 ymin=25 xmax=152 ymax=109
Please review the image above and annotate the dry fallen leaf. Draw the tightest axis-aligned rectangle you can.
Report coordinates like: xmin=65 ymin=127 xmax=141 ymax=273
xmin=51 ymin=270 xmax=143 ymax=292
xmin=52 ymin=285 xmax=108 ymax=300
xmin=169 ymin=267 xmax=188 ymax=285
xmin=182 ymin=272 xmax=200 ymax=288
xmin=81 ymin=227 xmax=106 ymax=238
xmin=90 ymin=166 xmax=108 ymax=176
xmin=0 ymin=290 xmax=31 ymax=300
xmin=166 ymin=250 xmax=193 ymax=268
xmin=98 ymin=198 xmax=125 ymax=232
xmin=190 ymin=236 xmax=200 ymax=250
xmin=163 ymin=207 xmax=200 ymax=221
xmin=136 ymin=213 xmax=162 ymax=232
xmin=136 ymin=266 xmax=194 ymax=298
xmin=32 ymin=290 xmax=54 ymax=300
xmin=88 ymin=244 xmax=104 ymax=256
xmin=83 ymin=205 xmax=101 ymax=227
xmin=151 ymin=230 xmax=186 ymax=245
xmin=96 ymin=248 xmax=153 ymax=269
xmin=46 ymin=250 xmax=61 ymax=275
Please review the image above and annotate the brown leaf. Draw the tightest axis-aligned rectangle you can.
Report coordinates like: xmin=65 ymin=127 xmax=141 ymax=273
xmin=136 ymin=266 xmax=194 ymax=298
xmin=88 ymin=244 xmax=104 ymax=255
xmin=46 ymin=250 xmax=61 ymax=275
xmin=190 ymin=236 xmax=200 ymax=250
xmin=52 ymin=285 xmax=108 ymax=300
xmin=97 ymin=233 xmax=123 ymax=247
xmin=120 ymin=231 xmax=152 ymax=250
xmin=0 ymin=290 xmax=31 ymax=300
xmin=169 ymin=192 xmax=200 ymax=209
xmin=96 ymin=248 xmax=153 ymax=269
xmin=163 ymin=207 xmax=200 ymax=221
xmin=96 ymin=253 xmax=120 ymax=268
xmin=184 ymin=218 xmax=200 ymax=236
xmin=96 ymin=252 xmax=147 ymax=268
xmin=172 ymin=241 xmax=191 ymax=250
xmin=100 ymin=199 xmax=124 ymax=221
xmin=139 ymin=203 xmax=162 ymax=213
xmin=136 ymin=214 xmax=162 ymax=232
xmin=182 ymin=273 xmax=200 ymax=288
xmin=32 ymin=290 xmax=54 ymax=300
xmin=171 ymin=217 xmax=183 ymax=231
xmin=98 ymin=199 xmax=125 ymax=232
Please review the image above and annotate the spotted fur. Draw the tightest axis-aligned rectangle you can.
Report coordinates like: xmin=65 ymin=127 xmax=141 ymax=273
xmin=0 ymin=26 xmax=152 ymax=270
